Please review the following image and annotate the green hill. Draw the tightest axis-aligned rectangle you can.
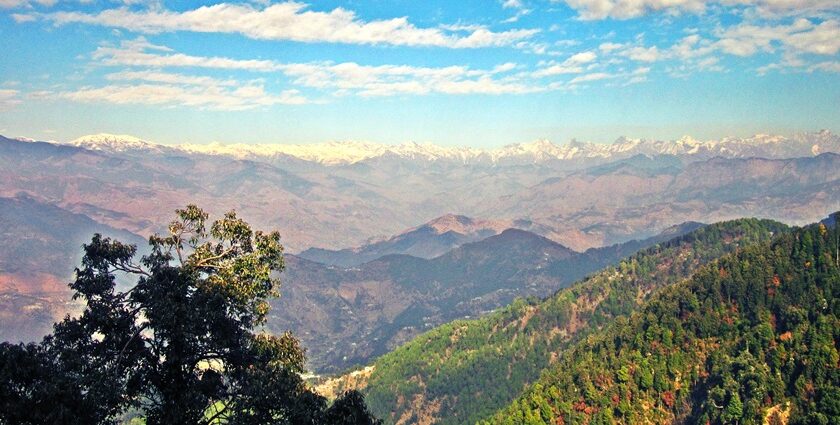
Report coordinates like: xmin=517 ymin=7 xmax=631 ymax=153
xmin=485 ymin=214 xmax=840 ymax=424
xmin=332 ymin=218 xmax=789 ymax=424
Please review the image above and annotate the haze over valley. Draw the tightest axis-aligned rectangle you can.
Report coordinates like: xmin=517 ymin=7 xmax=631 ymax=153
xmin=2 ymin=131 xmax=839 ymax=371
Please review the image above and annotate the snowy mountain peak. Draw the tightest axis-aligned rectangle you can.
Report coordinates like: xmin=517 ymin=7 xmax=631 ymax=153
xmin=180 ymin=140 xmax=390 ymax=165
xmin=676 ymin=135 xmax=700 ymax=145
xmin=70 ymin=133 xmax=161 ymax=153
xmin=61 ymin=130 xmax=840 ymax=165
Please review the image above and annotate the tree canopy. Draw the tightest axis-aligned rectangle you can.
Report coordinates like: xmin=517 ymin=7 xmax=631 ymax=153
xmin=0 ymin=205 xmax=380 ymax=425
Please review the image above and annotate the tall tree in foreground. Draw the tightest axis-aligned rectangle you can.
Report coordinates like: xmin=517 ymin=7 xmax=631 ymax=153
xmin=0 ymin=205 xmax=379 ymax=425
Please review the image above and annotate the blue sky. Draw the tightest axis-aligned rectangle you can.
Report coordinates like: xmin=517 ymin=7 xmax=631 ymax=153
xmin=0 ymin=0 xmax=838 ymax=146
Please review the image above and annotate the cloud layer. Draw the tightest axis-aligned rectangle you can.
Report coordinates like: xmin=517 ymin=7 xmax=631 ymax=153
xmin=3 ymin=0 xmax=837 ymax=114
xmin=555 ymin=0 xmax=838 ymax=20
xmin=36 ymin=2 xmax=538 ymax=48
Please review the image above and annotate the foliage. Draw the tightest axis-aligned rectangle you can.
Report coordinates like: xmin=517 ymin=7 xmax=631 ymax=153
xmin=485 ymin=216 xmax=840 ymax=425
xmin=324 ymin=391 xmax=382 ymax=425
xmin=0 ymin=205 xmax=379 ymax=425
xmin=358 ymin=219 xmax=788 ymax=424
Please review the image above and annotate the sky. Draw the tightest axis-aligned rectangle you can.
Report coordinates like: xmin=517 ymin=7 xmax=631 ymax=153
xmin=0 ymin=0 xmax=838 ymax=147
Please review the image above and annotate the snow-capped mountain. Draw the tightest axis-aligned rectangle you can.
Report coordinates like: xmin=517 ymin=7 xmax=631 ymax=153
xmin=61 ymin=130 xmax=840 ymax=165
xmin=70 ymin=133 xmax=168 ymax=153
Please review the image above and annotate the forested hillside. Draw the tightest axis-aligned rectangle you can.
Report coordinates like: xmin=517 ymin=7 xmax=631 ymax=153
xmin=487 ymin=213 xmax=840 ymax=424
xmin=329 ymin=219 xmax=789 ymax=424
xmin=272 ymin=223 xmax=701 ymax=372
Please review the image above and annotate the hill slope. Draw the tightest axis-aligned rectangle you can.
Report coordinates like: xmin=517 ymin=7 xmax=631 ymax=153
xmin=0 ymin=194 xmax=146 ymax=342
xmin=487 ymin=213 xmax=840 ymax=424
xmin=0 ymin=187 xmax=698 ymax=372
xmin=318 ymin=218 xmax=788 ymax=424
xmin=275 ymin=230 xmax=576 ymax=372
xmin=273 ymin=224 xmax=702 ymax=373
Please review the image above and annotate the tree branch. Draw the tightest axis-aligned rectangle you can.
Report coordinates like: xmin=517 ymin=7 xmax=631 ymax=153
xmin=112 ymin=261 xmax=151 ymax=277
xmin=200 ymin=400 xmax=231 ymax=425
xmin=192 ymin=246 xmax=236 ymax=268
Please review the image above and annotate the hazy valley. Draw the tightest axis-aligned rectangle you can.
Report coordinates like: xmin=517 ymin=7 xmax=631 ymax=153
xmin=2 ymin=131 xmax=839 ymax=423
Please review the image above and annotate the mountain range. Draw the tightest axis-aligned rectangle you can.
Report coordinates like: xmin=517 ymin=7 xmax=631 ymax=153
xmin=317 ymin=215 xmax=834 ymax=424
xmin=2 ymin=130 xmax=840 ymax=370
xmin=297 ymin=214 xmax=561 ymax=267
xmin=2 ymin=129 xmax=839 ymax=423
xmin=65 ymin=130 xmax=840 ymax=165
xmin=270 ymin=221 xmax=703 ymax=372
xmin=0 ymin=185 xmax=700 ymax=372
xmin=4 ymin=131 xmax=838 ymax=253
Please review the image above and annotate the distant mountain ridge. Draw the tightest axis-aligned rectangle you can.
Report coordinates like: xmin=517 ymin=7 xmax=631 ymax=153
xmin=62 ymin=130 xmax=840 ymax=166
xmin=272 ymin=222 xmax=703 ymax=372
xmin=298 ymin=214 xmax=561 ymax=267
xmin=3 ymin=132 xmax=839 ymax=255
xmin=0 ymin=194 xmax=146 ymax=343
xmin=0 ymin=186 xmax=704 ymax=372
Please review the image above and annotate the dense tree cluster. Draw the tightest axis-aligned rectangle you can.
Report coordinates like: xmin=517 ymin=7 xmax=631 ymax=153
xmin=0 ymin=206 xmax=380 ymax=425
xmin=361 ymin=219 xmax=788 ymax=424
xmin=486 ymin=216 xmax=840 ymax=425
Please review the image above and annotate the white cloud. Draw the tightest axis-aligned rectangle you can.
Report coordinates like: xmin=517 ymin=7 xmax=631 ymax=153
xmin=554 ymin=0 xmax=838 ymax=20
xmin=624 ymin=66 xmax=651 ymax=84
xmin=1 ymin=0 xmax=59 ymax=8
xmin=557 ymin=0 xmax=706 ymax=20
xmin=745 ymin=0 xmax=840 ymax=19
xmin=747 ymin=20 xmax=840 ymax=75
xmin=533 ymin=51 xmax=598 ymax=76
xmin=599 ymin=42 xmax=624 ymax=52
xmin=11 ymin=13 xmax=36 ymax=22
xmin=39 ymin=2 xmax=538 ymax=48
xmin=89 ymin=38 xmax=539 ymax=97
xmin=93 ymin=37 xmax=283 ymax=72
xmin=598 ymin=33 xmax=725 ymax=76
xmin=620 ymin=45 xmax=662 ymax=62
xmin=105 ymin=70 xmax=239 ymax=87
xmin=783 ymin=20 xmax=840 ymax=55
xmin=556 ymin=39 xmax=582 ymax=47
xmin=0 ymin=89 xmax=22 ymax=111
xmin=669 ymin=34 xmax=716 ymax=60
xmin=281 ymin=61 xmax=539 ymax=96
xmin=568 ymin=51 xmax=598 ymax=64
xmin=603 ymin=19 xmax=840 ymax=76
xmin=569 ymin=72 xmax=613 ymax=84
xmin=715 ymin=19 xmax=840 ymax=57
xmin=58 ymin=83 xmax=307 ymax=110
xmin=809 ymin=61 xmax=840 ymax=72
xmin=0 ymin=0 xmax=29 ymax=8
xmin=500 ymin=0 xmax=532 ymax=22
xmin=492 ymin=62 xmax=519 ymax=73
